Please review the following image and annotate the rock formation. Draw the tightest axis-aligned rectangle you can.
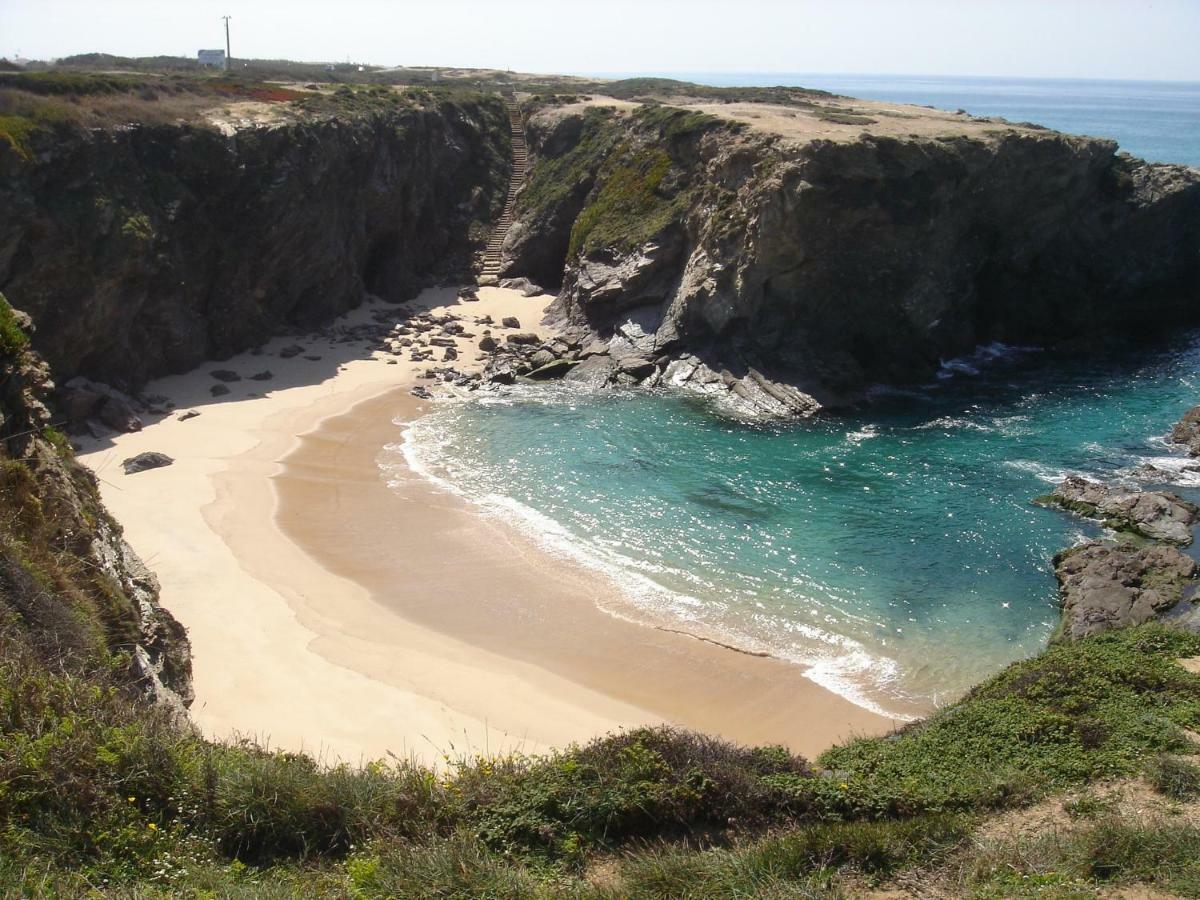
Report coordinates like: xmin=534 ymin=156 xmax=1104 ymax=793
xmin=1053 ymin=541 xmax=1200 ymax=639
xmin=1172 ymin=404 xmax=1200 ymax=456
xmin=502 ymin=101 xmax=1200 ymax=417
xmin=0 ymin=95 xmax=510 ymax=392
xmin=1037 ymin=475 xmax=1199 ymax=545
xmin=0 ymin=293 xmax=191 ymax=712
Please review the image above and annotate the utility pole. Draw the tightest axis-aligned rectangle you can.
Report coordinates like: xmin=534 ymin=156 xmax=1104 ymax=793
xmin=221 ymin=16 xmax=232 ymax=71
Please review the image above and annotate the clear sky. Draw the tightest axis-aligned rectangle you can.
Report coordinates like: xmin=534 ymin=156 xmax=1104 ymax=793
xmin=2 ymin=0 xmax=1198 ymax=82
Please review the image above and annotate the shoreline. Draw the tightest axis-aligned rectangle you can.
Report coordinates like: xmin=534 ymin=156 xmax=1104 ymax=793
xmin=79 ymin=286 xmax=904 ymax=765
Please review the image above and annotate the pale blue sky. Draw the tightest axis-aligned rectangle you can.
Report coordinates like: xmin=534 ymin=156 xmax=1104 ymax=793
xmin=2 ymin=0 xmax=1198 ymax=81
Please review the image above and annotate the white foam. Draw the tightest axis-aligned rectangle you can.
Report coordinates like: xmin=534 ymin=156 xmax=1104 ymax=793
xmin=936 ymin=341 xmax=1039 ymax=380
xmin=393 ymin=409 xmax=914 ymax=721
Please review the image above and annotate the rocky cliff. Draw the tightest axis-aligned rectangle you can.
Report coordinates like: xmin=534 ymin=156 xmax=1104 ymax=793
xmin=0 ymin=91 xmax=510 ymax=390
xmin=500 ymin=99 xmax=1200 ymax=416
xmin=0 ymin=292 xmax=191 ymax=711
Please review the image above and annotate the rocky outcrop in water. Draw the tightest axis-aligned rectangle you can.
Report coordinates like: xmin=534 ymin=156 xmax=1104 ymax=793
xmin=1038 ymin=475 xmax=1199 ymax=546
xmin=1053 ymin=541 xmax=1200 ymax=640
xmin=504 ymin=104 xmax=1200 ymax=417
xmin=0 ymin=96 xmax=509 ymax=392
xmin=1172 ymin=405 xmax=1200 ymax=456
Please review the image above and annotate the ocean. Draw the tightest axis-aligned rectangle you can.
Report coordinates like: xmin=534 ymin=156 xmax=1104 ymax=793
xmin=395 ymin=76 xmax=1200 ymax=717
xmin=600 ymin=72 xmax=1200 ymax=168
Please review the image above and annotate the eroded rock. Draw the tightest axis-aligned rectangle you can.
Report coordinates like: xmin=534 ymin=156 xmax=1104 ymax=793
xmin=1039 ymin=475 xmax=1198 ymax=546
xmin=122 ymin=452 xmax=174 ymax=475
xmin=1054 ymin=541 xmax=1200 ymax=639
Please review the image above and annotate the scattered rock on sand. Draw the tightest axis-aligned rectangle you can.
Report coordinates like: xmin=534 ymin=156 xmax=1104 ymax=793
xmin=410 ymin=386 xmax=433 ymax=400
xmin=122 ymin=451 xmax=174 ymax=475
xmin=1054 ymin=540 xmax=1200 ymax=639
xmin=506 ymin=332 xmax=539 ymax=346
xmin=278 ymin=345 xmax=305 ymax=359
xmin=478 ymin=334 xmax=498 ymax=352
xmin=1038 ymin=475 xmax=1199 ymax=546
xmin=210 ymin=384 xmax=231 ymax=397
xmin=501 ymin=316 xmax=521 ymax=329
xmin=443 ymin=347 xmax=458 ymax=361
xmin=178 ymin=409 xmax=200 ymax=421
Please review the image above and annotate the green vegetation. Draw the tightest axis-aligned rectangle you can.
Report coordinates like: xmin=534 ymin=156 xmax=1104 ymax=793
xmin=0 ymin=624 xmax=1198 ymax=896
xmin=120 ymin=212 xmax=156 ymax=244
xmin=569 ymin=147 xmax=688 ymax=257
xmin=632 ymin=103 xmax=725 ymax=142
xmin=813 ymin=107 xmax=878 ymax=126
xmin=958 ymin=819 xmax=1200 ymax=897
xmin=0 ymin=292 xmax=29 ymax=355
xmin=514 ymin=107 xmax=624 ymax=225
xmin=1148 ymin=753 xmax=1200 ymax=800
xmin=0 ymin=112 xmax=36 ymax=159
xmin=819 ymin=627 xmax=1200 ymax=815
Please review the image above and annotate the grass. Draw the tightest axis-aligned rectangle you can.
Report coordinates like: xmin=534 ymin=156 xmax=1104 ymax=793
xmin=1148 ymin=754 xmax=1200 ymax=800
xmin=815 ymin=626 xmax=1200 ymax=818
xmin=0 ymin=625 xmax=1197 ymax=896
xmin=514 ymin=107 xmax=624 ymax=224
xmin=958 ymin=818 xmax=1200 ymax=897
xmin=568 ymin=146 xmax=687 ymax=257
xmin=0 ymin=292 xmax=29 ymax=355
xmin=548 ymin=104 xmax=731 ymax=258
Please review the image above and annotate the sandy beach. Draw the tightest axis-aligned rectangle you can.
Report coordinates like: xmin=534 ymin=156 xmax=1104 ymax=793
xmin=78 ymin=286 xmax=903 ymax=766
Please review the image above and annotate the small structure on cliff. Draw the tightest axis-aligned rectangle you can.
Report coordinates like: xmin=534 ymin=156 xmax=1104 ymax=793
xmin=197 ymin=49 xmax=225 ymax=69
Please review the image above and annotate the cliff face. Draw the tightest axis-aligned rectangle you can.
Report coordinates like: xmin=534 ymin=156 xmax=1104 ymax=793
xmin=0 ymin=294 xmax=191 ymax=711
xmin=0 ymin=95 xmax=509 ymax=389
xmin=502 ymin=104 xmax=1200 ymax=416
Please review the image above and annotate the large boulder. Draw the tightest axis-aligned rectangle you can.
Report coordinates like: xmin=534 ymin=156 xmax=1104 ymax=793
xmin=1038 ymin=475 xmax=1198 ymax=546
xmin=122 ymin=451 xmax=174 ymax=475
xmin=1054 ymin=540 xmax=1200 ymax=639
xmin=56 ymin=377 xmax=144 ymax=434
xmin=1172 ymin=405 xmax=1200 ymax=456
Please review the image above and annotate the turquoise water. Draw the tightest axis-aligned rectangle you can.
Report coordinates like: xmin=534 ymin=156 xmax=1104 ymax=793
xmin=595 ymin=73 xmax=1200 ymax=168
xmin=398 ymin=76 xmax=1200 ymax=716
xmin=399 ymin=338 xmax=1200 ymax=715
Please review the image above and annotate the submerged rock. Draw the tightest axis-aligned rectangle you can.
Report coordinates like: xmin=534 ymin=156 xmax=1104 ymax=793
xmin=1054 ymin=540 xmax=1200 ymax=639
xmin=122 ymin=452 xmax=174 ymax=475
xmin=210 ymin=369 xmax=242 ymax=383
xmin=1038 ymin=475 xmax=1198 ymax=546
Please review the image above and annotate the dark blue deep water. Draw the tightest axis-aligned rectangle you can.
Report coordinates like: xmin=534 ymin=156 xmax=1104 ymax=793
xmin=399 ymin=77 xmax=1200 ymax=716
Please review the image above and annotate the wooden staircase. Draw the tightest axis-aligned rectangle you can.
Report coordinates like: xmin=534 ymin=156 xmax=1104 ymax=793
xmin=480 ymin=94 xmax=527 ymax=281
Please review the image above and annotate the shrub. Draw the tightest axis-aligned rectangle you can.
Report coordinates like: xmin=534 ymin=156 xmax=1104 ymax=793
xmin=568 ymin=147 xmax=687 ymax=257
xmin=0 ymin=292 xmax=28 ymax=356
xmin=1147 ymin=754 xmax=1200 ymax=800
xmin=454 ymin=727 xmax=809 ymax=861
xmin=815 ymin=626 xmax=1200 ymax=818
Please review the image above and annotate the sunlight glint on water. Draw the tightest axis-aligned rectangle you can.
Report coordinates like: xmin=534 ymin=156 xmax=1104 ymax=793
xmin=395 ymin=336 xmax=1200 ymax=716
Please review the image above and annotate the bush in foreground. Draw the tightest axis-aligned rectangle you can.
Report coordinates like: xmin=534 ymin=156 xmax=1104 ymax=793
xmin=2 ymin=625 xmax=1199 ymax=895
